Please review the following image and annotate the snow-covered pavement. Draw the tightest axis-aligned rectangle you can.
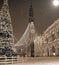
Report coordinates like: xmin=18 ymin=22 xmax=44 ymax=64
xmin=8 ymin=62 xmax=59 ymax=65
xmin=8 ymin=57 xmax=59 ymax=65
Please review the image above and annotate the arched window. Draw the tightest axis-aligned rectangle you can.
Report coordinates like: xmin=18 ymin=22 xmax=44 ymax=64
xmin=57 ymin=31 xmax=59 ymax=38
xmin=51 ymin=34 xmax=55 ymax=41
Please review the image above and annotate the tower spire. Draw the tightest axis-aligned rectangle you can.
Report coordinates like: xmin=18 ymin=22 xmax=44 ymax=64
xmin=29 ymin=0 xmax=34 ymax=22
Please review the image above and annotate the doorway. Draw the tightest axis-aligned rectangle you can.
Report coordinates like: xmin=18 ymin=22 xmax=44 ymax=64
xmin=52 ymin=46 xmax=56 ymax=56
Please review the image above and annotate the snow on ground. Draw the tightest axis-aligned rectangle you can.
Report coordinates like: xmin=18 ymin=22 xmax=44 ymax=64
xmin=8 ymin=57 xmax=59 ymax=65
xmin=8 ymin=62 xmax=59 ymax=65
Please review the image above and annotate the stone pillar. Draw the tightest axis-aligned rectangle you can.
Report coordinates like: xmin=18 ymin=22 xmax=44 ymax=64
xmin=56 ymin=48 xmax=59 ymax=56
xmin=49 ymin=48 xmax=53 ymax=56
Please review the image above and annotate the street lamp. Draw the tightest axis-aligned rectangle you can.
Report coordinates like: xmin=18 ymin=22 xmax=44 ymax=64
xmin=53 ymin=0 xmax=59 ymax=6
xmin=53 ymin=52 xmax=56 ymax=56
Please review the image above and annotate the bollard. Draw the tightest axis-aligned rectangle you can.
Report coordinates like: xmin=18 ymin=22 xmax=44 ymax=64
xmin=12 ymin=56 xmax=13 ymax=64
xmin=17 ymin=55 xmax=19 ymax=63
xmin=5 ymin=56 xmax=7 ymax=65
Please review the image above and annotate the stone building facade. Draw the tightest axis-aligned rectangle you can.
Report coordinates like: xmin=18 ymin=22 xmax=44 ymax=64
xmin=39 ymin=19 xmax=59 ymax=57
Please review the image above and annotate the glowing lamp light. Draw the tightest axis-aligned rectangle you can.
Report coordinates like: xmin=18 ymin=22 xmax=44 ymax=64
xmin=53 ymin=0 xmax=59 ymax=6
xmin=53 ymin=52 xmax=55 ymax=56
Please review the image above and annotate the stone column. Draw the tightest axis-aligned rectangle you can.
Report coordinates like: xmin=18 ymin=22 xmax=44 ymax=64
xmin=55 ymin=48 xmax=59 ymax=56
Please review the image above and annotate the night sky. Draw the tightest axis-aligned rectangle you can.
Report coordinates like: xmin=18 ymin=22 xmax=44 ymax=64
xmin=0 ymin=0 xmax=59 ymax=42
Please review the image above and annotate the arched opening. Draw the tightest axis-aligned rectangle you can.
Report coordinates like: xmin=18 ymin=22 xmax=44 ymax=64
xmin=31 ymin=42 xmax=34 ymax=57
xmin=52 ymin=46 xmax=56 ymax=56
